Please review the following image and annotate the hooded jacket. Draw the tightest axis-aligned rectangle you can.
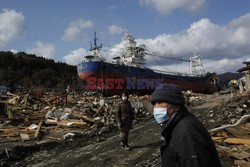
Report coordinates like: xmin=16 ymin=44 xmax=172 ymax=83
xmin=160 ymin=106 xmax=221 ymax=167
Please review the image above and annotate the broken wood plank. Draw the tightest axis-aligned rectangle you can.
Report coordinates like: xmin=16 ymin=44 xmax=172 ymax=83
xmin=226 ymin=123 xmax=250 ymax=139
xmin=45 ymin=119 xmax=88 ymax=127
xmin=216 ymin=145 xmax=250 ymax=160
xmin=93 ymin=106 xmax=103 ymax=117
xmin=0 ymin=117 xmax=43 ymax=121
xmin=216 ymin=146 xmax=232 ymax=157
xmin=34 ymin=120 xmax=43 ymax=138
xmin=81 ymin=115 xmax=95 ymax=124
xmin=212 ymin=136 xmax=229 ymax=142
xmin=234 ymin=160 xmax=250 ymax=167
xmin=20 ymin=133 xmax=30 ymax=141
xmin=224 ymin=138 xmax=250 ymax=145
xmin=0 ymin=129 xmax=36 ymax=134
xmin=5 ymin=104 xmax=13 ymax=119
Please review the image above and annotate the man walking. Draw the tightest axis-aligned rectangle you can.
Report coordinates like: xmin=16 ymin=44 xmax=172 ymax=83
xmin=151 ymin=83 xmax=221 ymax=167
xmin=116 ymin=92 xmax=134 ymax=150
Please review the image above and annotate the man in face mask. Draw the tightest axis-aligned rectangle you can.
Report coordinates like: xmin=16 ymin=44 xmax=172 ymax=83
xmin=116 ymin=92 xmax=134 ymax=150
xmin=151 ymin=83 xmax=221 ymax=167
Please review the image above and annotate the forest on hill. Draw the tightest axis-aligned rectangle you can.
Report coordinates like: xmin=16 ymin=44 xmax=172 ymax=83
xmin=0 ymin=51 xmax=82 ymax=90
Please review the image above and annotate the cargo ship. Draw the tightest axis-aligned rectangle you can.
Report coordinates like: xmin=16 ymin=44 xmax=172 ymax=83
xmin=77 ymin=32 xmax=219 ymax=95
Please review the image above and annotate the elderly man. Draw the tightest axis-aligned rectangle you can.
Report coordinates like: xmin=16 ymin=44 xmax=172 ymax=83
xmin=151 ymin=83 xmax=221 ymax=167
xmin=116 ymin=92 xmax=134 ymax=150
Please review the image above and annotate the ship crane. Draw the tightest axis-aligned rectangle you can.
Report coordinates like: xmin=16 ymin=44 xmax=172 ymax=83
xmin=146 ymin=51 xmax=190 ymax=62
xmin=146 ymin=51 xmax=206 ymax=76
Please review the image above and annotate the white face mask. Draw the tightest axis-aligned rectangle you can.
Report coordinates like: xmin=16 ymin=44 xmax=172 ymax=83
xmin=122 ymin=96 xmax=127 ymax=100
xmin=153 ymin=105 xmax=171 ymax=124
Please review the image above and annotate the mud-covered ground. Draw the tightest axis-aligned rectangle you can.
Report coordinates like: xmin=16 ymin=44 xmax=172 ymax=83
xmin=1 ymin=93 xmax=237 ymax=167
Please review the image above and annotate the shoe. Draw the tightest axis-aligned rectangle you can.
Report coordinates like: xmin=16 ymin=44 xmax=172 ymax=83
xmin=120 ymin=142 xmax=125 ymax=149
xmin=124 ymin=145 xmax=131 ymax=150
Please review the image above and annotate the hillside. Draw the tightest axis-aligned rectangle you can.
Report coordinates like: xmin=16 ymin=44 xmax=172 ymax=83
xmin=0 ymin=51 xmax=81 ymax=89
xmin=217 ymin=72 xmax=245 ymax=88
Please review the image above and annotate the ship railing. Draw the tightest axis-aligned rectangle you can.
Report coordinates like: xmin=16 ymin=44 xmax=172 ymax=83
xmin=152 ymin=69 xmax=206 ymax=77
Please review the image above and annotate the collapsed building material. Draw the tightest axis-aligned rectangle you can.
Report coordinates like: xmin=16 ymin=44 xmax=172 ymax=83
xmin=237 ymin=61 xmax=250 ymax=92
xmin=34 ymin=120 xmax=43 ymax=138
xmin=234 ymin=159 xmax=250 ymax=167
xmin=210 ymin=114 xmax=250 ymax=133
xmin=45 ymin=118 xmax=89 ymax=128
xmin=223 ymin=138 xmax=250 ymax=145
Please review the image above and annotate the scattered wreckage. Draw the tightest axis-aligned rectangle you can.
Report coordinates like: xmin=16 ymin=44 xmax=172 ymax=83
xmin=0 ymin=89 xmax=152 ymax=143
xmin=0 ymin=88 xmax=249 ymax=166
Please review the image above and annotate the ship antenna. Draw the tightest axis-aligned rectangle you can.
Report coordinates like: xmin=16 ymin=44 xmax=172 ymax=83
xmin=94 ymin=32 xmax=97 ymax=48
xmin=90 ymin=32 xmax=102 ymax=51
xmin=90 ymin=42 xmax=93 ymax=51
xmin=125 ymin=25 xmax=129 ymax=34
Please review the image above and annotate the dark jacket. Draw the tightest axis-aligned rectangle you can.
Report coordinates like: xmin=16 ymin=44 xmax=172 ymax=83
xmin=161 ymin=106 xmax=221 ymax=167
xmin=116 ymin=100 xmax=133 ymax=131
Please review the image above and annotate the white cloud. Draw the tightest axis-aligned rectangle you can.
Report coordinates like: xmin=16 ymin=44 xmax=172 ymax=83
xmin=139 ymin=0 xmax=206 ymax=15
xmin=105 ymin=13 xmax=250 ymax=73
xmin=148 ymin=57 xmax=247 ymax=74
xmin=10 ymin=49 xmax=18 ymax=54
xmin=0 ymin=9 xmax=25 ymax=48
xmin=62 ymin=18 xmax=94 ymax=42
xmin=63 ymin=48 xmax=89 ymax=65
xmin=108 ymin=25 xmax=123 ymax=35
xmin=203 ymin=57 xmax=248 ymax=74
xmin=27 ymin=41 xmax=56 ymax=59
xmin=139 ymin=14 xmax=250 ymax=61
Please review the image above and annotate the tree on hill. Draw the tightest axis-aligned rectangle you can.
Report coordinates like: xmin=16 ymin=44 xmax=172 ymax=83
xmin=0 ymin=51 xmax=82 ymax=89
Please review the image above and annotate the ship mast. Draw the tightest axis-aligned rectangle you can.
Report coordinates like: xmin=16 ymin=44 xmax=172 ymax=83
xmin=90 ymin=32 xmax=103 ymax=51
xmin=85 ymin=32 xmax=105 ymax=62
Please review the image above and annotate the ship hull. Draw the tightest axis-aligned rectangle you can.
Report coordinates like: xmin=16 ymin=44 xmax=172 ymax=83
xmin=77 ymin=61 xmax=219 ymax=95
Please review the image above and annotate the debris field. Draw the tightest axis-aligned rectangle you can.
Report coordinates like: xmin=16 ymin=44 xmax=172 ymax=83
xmin=0 ymin=89 xmax=249 ymax=167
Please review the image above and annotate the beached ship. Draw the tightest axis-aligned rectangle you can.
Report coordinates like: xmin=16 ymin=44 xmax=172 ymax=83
xmin=77 ymin=32 xmax=219 ymax=95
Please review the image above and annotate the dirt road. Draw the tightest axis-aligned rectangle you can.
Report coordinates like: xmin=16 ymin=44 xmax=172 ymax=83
xmin=23 ymin=120 xmax=161 ymax=167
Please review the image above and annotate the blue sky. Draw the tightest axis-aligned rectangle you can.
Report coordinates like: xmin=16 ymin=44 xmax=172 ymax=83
xmin=0 ymin=0 xmax=250 ymax=74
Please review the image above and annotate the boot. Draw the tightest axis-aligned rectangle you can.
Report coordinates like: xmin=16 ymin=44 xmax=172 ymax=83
xmin=124 ymin=139 xmax=130 ymax=150
xmin=120 ymin=141 xmax=125 ymax=149
xmin=124 ymin=144 xmax=130 ymax=150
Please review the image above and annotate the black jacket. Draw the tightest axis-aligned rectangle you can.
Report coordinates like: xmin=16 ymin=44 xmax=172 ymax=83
xmin=161 ymin=106 xmax=221 ymax=167
xmin=116 ymin=100 xmax=133 ymax=131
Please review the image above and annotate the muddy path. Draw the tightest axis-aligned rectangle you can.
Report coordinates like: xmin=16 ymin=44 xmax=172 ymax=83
xmin=5 ymin=94 xmax=234 ymax=167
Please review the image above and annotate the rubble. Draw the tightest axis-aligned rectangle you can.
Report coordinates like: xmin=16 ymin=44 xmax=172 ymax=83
xmin=0 ymin=90 xmax=153 ymax=144
xmin=0 ymin=89 xmax=249 ymax=166
xmin=208 ymin=93 xmax=250 ymax=167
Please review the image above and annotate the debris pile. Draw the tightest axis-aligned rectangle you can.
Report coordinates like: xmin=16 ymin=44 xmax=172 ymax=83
xmin=184 ymin=90 xmax=213 ymax=106
xmin=0 ymin=91 xmax=153 ymax=143
xmin=204 ymin=93 xmax=250 ymax=129
xmin=209 ymin=93 xmax=250 ymax=166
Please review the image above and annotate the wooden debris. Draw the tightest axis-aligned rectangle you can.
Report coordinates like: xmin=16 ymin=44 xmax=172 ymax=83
xmin=45 ymin=118 xmax=88 ymax=127
xmin=20 ymin=133 xmax=30 ymax=141
xmin=234 ymin=160 xmax=250 ymax=167
xmin=210 ymin=114 xmax=250 ymax=133
xmin=224 ymin=138 xmax=250 ymax=145
xmin=226 ymin=123 xmax=250 ymax=139
xmin=34 ymin=120 xmax=43 ymax=138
